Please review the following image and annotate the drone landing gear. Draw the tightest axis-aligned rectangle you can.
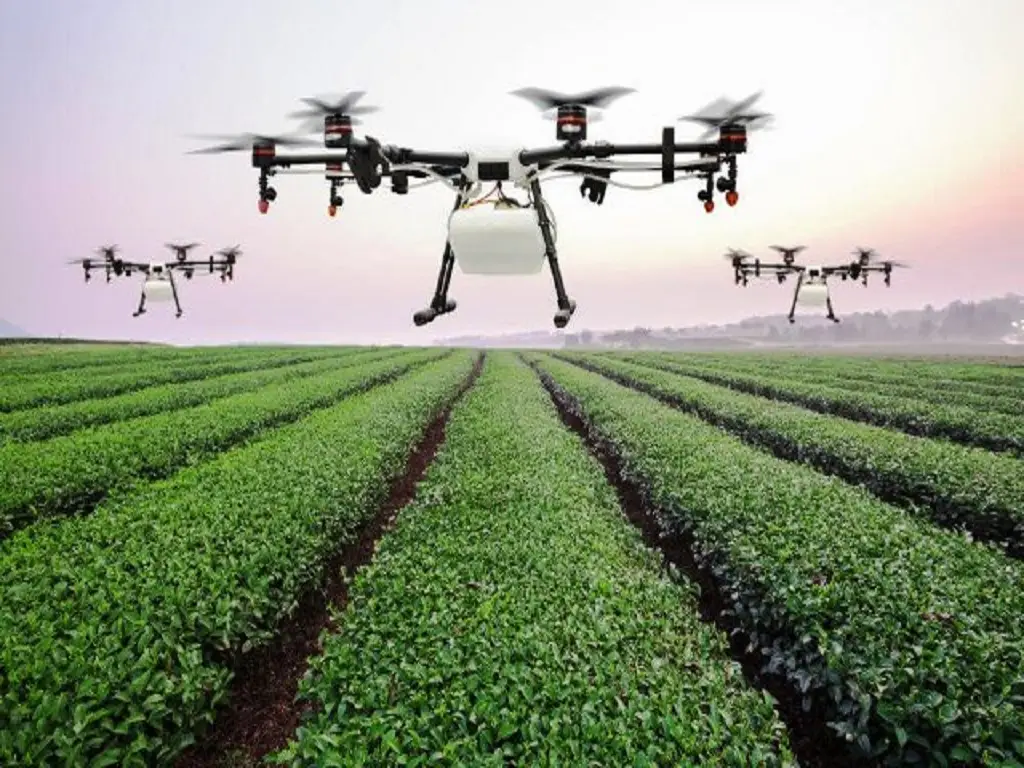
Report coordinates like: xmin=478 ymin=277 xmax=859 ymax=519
xmin=413 ymin=241 xmax=458 ymax=326
xmin=825 ymin=295 xmax=840 ymax=324
xmin=530 ymin=179 xmax=576 ymax=329
xmin=787 ymin=272 xmax=803 ymax=324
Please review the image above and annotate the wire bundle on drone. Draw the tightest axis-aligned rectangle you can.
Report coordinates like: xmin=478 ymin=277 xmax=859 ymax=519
xmin=188 ymin=86 xmax=774 ymax=328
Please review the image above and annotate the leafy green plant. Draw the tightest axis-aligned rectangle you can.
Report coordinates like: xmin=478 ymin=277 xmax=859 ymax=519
xmin=274 ymin=352 xmax=794 ymax=767
xmin=0 ymin=348 xmax=447 ymax=535
xmin=0 ymin=346 xmax=399 ymax=444
xmin=664 ymin=355 xmax=1023 ymax=415
xmin=0 ymin=345 xmax=354 ymax=412
xmin=530 ymin=352 xmax=1024 ymax=766
xmin=564 ymin=352 xmax=1024 ymax=557
xmin=0 ymin=351 xmax=477 ymax=767
xmin=608 ymin=352 xmax=1024 ymax=456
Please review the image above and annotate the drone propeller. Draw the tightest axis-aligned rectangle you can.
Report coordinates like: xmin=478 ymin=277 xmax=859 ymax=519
xmin=680 ymin=91 xmax=774 ymax=140
xmin=216 ymin=245 xmax=242 ymax=263
xmin=93 ymin=244 xmax=119 ymax=260
xmin=769 ymin=244 xmax=805 ymax=265
xmin=723 ymin=248 xmax=754 ymax=265
xmin=187 ymin=133 xmax=319 ymax=154
xmin=509 ymin=86 xmax=636 ymax=111
xmin=511 ymin=86 xmax=635 ymax=142
xmin=288 ymin=90 xmax=380 ymax=119
xmin=165 ymin=242 xmax=201 ymax=261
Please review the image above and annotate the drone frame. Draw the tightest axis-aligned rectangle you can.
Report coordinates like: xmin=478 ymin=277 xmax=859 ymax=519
xmin=726 ymin=246 xmax=905 ymax=323
xmin=73 ymin=244 xmax=241 ymax=318
xmin=193 ymin=87 xmax=768 ymax=329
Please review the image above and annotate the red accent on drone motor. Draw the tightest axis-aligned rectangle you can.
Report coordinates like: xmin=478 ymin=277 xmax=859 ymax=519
xmin=725 ymin=190 xmax=739 ymax=206
xmin=324 ymin=114 xmax=353 ymax=149
xmin=258 ymin=199 xmax=270 ymax=214
xmin=704 ymin=200 xmax=715 ymax=213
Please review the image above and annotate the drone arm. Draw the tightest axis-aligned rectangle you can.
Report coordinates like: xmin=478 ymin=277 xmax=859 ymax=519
xmin=382 ymin=146 xmax=470 ymax=168
xmin=118 ymin=260 xmax=151 ymax=271
xmin=518 ymin=139 xmax=720 ymax=167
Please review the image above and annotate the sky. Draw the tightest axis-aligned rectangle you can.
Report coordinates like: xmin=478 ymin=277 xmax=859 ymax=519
xmin=0 ymin=0 xmax=1022 ymax=345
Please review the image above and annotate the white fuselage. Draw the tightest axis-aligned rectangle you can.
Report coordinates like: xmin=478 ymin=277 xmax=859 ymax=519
xmin=143 ymin=262 xmax=174 ymax=301
xmin=448 ymin=203 xmax=553 ymax=275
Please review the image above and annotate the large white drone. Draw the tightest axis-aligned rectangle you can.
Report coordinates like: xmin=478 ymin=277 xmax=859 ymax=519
xmin=190 ymin=87 xmax=773 ymax=328
xmin=725 ymin=245 xmax=909 ymax=323
xmin=69 ymin=243 xmax=241 ymax=318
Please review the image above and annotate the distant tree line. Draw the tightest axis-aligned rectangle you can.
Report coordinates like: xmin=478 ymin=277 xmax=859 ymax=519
xmin=563 ymin=294 xmax=1024 ymax=349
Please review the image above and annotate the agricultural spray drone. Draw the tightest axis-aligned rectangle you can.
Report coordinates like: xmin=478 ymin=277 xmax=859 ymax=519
xmin=189 ymin=87 xmax=773 ymax=329
xmin=725 ymin=245 xmax=908 ymax=323
xmin=69 ymin=243 xmax=241 ymax=318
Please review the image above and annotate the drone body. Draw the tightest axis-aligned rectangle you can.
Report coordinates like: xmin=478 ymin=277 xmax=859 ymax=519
xmin=69 ymin=244 xmax=242 ymax=318
xmin=725 ymin=246 xmax=908 ymax=323
xmin=190 ymin=87 xmax=772 ymax=328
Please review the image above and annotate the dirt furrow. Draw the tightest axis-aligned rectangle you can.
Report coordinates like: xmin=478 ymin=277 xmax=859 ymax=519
xmin=175 ymin=352 xmax=485 ymax=768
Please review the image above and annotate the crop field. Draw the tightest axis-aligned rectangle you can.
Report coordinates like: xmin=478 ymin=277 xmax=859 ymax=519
xmin=0 ymin=344 xmax=1022 ymax=767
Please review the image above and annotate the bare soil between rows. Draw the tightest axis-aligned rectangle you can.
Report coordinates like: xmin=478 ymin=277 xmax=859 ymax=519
xmin=175 ymin=352 xmax=485 ymax=768
xmin=527 ymin=358 xmax=874 ymax=768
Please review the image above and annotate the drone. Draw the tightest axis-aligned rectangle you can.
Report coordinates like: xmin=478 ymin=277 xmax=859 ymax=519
xmin=725 ymin=245 xmax=908 ymax=323
xmin=189 ymin=86 xmax=773 ymax=329
xmin=69 ymin=243 xmax=241 ymax=318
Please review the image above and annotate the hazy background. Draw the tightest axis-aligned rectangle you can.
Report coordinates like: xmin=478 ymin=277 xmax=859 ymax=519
xmin=1 ymin=0 xmax=1022 ymax=345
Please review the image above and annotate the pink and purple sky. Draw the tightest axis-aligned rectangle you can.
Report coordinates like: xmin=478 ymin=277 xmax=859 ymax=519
xmin=1 ymin=0 xmax=1021 ymax=345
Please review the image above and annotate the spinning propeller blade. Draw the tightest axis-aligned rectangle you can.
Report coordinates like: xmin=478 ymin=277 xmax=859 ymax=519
xmin=186 ymin=133 xmax=318 ymax=154
xmin=680 ymin=91 xmax=774 ymax=140
xmin=509 ymin=86 xmax=636 ymax=111
xmin=289 ymin=90 xmax=380 ymax=118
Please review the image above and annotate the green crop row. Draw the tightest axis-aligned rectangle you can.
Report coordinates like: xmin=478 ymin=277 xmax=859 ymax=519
xmin=687 ymin=351 xmax=1024 ymax=386
xmin=530 ymin=353 xmax=1024 ymax=766
xmin=0 ymin=351 xmax=478 ymax=767
xmin=612 ymin=353 xmax=1024 ymax=457
xmin=0 ymin=348 xmax=448 ymax=536
xmin=567 ymin=353 xmax=1024 ymax=558
xmin=275 ymin=352 xmax=794 ymax=767
xmin=0 ymin=343 xmax=338 ymax=385
xmin=0 ymin=347 xmax=399 ymax=445
xmin=667 ymin=355 xmax=1023 ymax=416
xmin=0 ymin=343 xmax=270 ymax=377
xmin=0 ymin=346 xmax=354 ymax=412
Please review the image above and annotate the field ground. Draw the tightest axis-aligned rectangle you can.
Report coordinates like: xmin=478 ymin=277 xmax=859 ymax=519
xmin=0 ymin=343 xmax=1022 ymax=767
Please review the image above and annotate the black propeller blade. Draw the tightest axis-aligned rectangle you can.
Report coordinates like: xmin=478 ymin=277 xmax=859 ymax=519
xmin=166 ymin=242 xmax=200 ymax=261
xmin=289 ymin=90 xmax=380 ymax=119
xmin=680 ymin=91 xmax=774 ymax=140
xmin=187 ymin=133 xmax=318 ymax=154
xmin=217 ymin=245 xmax=242 ymax=263
xmin=509 ymin=86 xmax=636 ymax=111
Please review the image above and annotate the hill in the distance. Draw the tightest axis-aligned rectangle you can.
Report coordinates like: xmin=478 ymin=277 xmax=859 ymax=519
xmin=436 ymin=294 xmax=1024 ymax=351
xmin=0 ymin=319 xmax=27 ymax=338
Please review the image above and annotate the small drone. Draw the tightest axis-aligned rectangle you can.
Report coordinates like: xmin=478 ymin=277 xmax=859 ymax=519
xmin=69 ymin=243 xmax=241 ymax=318
xmin=189 ymin=86 xmax=773 ymax=328
xmin=725 ymin=245 xmax=908 ymax=323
